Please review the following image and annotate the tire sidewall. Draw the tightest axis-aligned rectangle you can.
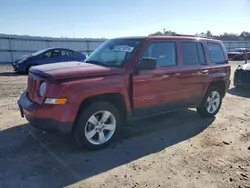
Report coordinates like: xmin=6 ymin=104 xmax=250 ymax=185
xmin=198 ymin=87 xmax=222 ymax=117
xmin=74 ymin=101 xmax=121 ymax=150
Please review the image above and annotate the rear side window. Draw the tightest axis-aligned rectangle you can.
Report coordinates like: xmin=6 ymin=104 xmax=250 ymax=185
xmin=141 ymin=42 xmax=177 ymax=67
xmin=181 ymin=42 xmax=199 ymax=65
xmin=207 ymin=42 xmax=226 ymax=63
xmin=61 ymin=49 xmax=74 ymax=56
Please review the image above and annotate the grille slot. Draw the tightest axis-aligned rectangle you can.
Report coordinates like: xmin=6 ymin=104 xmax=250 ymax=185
xmin=27 ymin=74 xmax=43 ymax=102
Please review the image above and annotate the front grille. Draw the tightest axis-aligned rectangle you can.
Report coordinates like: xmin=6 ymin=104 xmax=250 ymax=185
xmin=27 ymin=73 xmax=43 ymax=102
xmin=235 ymin=70 xmax=250 ymax=84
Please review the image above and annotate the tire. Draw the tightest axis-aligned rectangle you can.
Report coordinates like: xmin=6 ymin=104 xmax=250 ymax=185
xmin=196 ymin=86 xmax=222 ymax=118
xmin=73 ymin=101 xmax=122 ymax=150
xmin=25 ymin=65 xmax=32 ymax=74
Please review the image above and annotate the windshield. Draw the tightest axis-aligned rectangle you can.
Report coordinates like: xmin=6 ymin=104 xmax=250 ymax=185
xmin=31 ymin=48 xmax=49 ymax=56
xmin=85 ymin=38 xmax=142 ymax=67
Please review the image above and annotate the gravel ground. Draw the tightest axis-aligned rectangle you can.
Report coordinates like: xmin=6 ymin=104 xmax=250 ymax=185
xmin=0 ymin=62 xmax=249 ymax=188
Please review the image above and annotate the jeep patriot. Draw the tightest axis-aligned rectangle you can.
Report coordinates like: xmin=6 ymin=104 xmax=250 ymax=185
xmin=18 ymin=36 xmax=231 ymax=150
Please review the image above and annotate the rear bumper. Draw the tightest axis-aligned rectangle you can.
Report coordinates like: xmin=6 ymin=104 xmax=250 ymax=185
xmin=18 ymin=91 xmax=76 ymax=133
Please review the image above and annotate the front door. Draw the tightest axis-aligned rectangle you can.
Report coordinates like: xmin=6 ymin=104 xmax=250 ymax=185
xmin=132 ymin=41 xmax=181 ymax=116
xmin=39 ymin=49 xmax=62 ymax=65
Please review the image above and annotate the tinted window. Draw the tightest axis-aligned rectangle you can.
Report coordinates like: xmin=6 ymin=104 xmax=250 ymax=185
xmin=207 ymin=43 xmax=226 ymax=63
xmin=61 ymin=49 xmax=74 ymax=56
xmin=181 ymin=42 xmax=199 ymax=65
xmin=43 ymin=49 xmax=60 ymax=58
xmin=197 ymin=43 xmax=206 ymax=64
xmin=141 ymin=42 xmax=177 ymax=67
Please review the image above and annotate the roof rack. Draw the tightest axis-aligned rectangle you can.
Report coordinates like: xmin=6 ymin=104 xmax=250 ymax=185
xmin=173 ymin=34 xmax=216 ymax=39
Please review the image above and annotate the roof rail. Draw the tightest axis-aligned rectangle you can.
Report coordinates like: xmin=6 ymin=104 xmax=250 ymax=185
xmin=173 ymin=34 xmax=216 ymax=39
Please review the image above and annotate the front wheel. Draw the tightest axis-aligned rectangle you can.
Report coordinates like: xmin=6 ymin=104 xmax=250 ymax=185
xmin=73 ymin=101 xmax=122 ymax=150
xmin=25 ymin=65 xmax=33 ymax=74
xmin=197 ymin=87 xmax=222 ymax=118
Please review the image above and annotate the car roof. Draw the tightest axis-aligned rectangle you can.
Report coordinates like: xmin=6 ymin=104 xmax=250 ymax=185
xmin=113 ymin=35 xmax=220 ymax=42
xmin=41 ymin=47 xmax=76 ymax=51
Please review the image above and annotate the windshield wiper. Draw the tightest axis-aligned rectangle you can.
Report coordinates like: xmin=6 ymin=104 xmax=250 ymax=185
xmin=85 ymin=60 xmax=104 ymax=65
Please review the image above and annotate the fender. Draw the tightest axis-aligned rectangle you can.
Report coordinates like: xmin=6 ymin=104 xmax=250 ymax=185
xmin=50 ymin=74 xmax=132 ymax=113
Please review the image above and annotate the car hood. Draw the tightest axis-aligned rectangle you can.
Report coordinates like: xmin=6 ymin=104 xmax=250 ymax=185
xmin=14 ymin=54 xmax=31 ymax=63
xmin=30 ymin=61 xmax=125 ymax=80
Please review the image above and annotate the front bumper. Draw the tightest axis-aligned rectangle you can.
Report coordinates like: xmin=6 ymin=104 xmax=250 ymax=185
xmin=234 ymin=69 xmax=250 ymax=87
xmin=18 ymin=91 xmax=76 ymax=133
xmin=12 ymin=62 xmax=24 ymax=73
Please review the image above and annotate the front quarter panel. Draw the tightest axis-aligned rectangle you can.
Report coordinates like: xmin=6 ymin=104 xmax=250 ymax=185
xmin=46 ymin=74 xmax=131 ymax=113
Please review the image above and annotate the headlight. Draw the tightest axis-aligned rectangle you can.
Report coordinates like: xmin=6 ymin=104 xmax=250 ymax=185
xmin=39 ymin=82 xmax=47 ymax=97
xmin=237 ymin=65 xmax=242 ymax=70
xmin=17 ymin=58 xmax=27 ymax=64
xmin=17 ymin=59 xmax=23 ymax=64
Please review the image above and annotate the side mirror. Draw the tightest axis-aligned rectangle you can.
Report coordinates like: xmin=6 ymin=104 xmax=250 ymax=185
xmin=137 ymin=57 xmax=157 ymax=70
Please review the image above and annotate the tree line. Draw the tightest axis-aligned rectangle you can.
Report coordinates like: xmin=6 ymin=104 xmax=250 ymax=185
xmin=150 ymin=29 xmax=250 ymax=41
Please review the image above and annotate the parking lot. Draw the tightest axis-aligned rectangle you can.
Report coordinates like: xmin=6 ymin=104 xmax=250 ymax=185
xmin=0 ymin=62 xmax=249 ymax=188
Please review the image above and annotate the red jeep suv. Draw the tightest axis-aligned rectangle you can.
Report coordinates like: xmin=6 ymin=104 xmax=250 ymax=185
xmin=18 ymin=36 xmax=231 ymax=150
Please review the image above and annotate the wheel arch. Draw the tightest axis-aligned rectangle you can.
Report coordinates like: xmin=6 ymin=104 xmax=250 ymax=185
xmin=208 ymin=80 xmax=226 ymax=98
xmin=72 ymin=93 xmax=127 ymax=132
xmin=25 ymin=63 xmax=38 ymax=74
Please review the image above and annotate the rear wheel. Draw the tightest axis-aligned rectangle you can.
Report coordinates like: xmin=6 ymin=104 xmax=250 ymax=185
xmin=73 ymin=101 xmax=122 ymax=150
xmin=197 ymin=87 xmax=222 ymax=118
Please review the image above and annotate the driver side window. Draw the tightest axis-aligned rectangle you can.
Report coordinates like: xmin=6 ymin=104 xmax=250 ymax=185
xmin=141 ymin=41 xmax=177 ymax=67
xmin=43 ymin=49 xmax=61 ymax=58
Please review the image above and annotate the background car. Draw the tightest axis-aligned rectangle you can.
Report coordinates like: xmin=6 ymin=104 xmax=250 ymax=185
xmin=234 ymin=62 xmax=250 ymax=87
xmin=228 ymin=48 xmax=250 ymax=60
xmin=12 ymin=48 xmax=87 ymax=73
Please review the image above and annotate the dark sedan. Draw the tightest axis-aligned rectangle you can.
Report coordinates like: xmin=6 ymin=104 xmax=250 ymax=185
xmin=234 ymin=63 xmax=250 ymax=87
xmin=12 ymin=48 xmax=87 ymax=73
xmin=228 ymin=48 xmax=250 ymax=60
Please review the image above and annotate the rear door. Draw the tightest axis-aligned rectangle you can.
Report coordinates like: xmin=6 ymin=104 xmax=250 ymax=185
xmin=60 ymin=49 xmax=76 ymax=62
xmin=176 ymin=41 xmax=209 ymax=106
xmin=74 ymin=51 xmax=87 ymax=61
xmin=132 ymin=40 xmax=181 ymax=116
